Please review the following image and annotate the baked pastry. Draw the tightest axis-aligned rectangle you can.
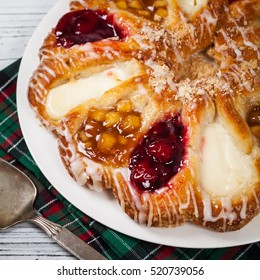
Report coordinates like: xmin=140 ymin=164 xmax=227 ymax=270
xmin=108 ymin=66 xmax=260 ymax=230
xmin=57 ymin=60 xmax=151 ymax=191
xmin=70 ymin=0 xmax=229 ymax=63
xmin=208 ymin=0 xmax=260 ymax=91
xmin=28 ymin=0 xmax=228 ymax=130
xmin=208 ymin=0 xmax=260 ymax=143
xmin=28 ymin=0 xmax=260 ymax=232
xmin=28 ymin=1 xmax=141 ymax=130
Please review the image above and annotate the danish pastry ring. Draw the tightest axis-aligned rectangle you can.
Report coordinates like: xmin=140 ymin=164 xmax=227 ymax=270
xmin=27 ymin=0 xmax=260 ymax=231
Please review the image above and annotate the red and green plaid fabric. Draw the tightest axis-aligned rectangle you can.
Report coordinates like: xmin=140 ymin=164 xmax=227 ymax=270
xmin=1 ymin=59 xmax=260 ymax=260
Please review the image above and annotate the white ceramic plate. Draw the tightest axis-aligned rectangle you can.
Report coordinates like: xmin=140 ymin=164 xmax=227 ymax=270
xmin=17 ymin=0 xmax=260 ymax=249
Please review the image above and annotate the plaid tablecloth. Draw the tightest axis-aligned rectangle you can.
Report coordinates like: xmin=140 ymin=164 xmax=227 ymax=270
xmin=0 ymin=59 xmax=260 ymax=260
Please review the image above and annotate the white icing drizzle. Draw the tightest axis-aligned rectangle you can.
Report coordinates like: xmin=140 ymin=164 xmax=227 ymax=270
xmin=76 ymin=43 xmax=101 ymax=59
xmin=199 ymin=8 xmax=218 ymax=40
xmin=240 ymin=195 xmax=248 ymax=220
xmin=200 ymin=191 xmax=252 ymax=230
xmin=165 ymin=192 xmax=181 ymax=225
xmin=29 ymin=60 xmax=60 ymax=108
xmin=252 ymin=188 xmax=260 ymax=207
xmin=189 ymin=184 xmax=199 ymax=218
xmin=113 ymin=165 xmax=200 ymax=226
xmin=42 ymin=64 xmax=57 ymax=78
xmin=113 ymin=168 xmax=128 ymax=211
xmin=236 ymin=25 xmax=260 ymax=60
xmin=57 ymin=122 xmax=105 ymax=192
xmin=222 ymin=63 xmax=253 ymax=91
xmin=173 ymin=186 xmax=191 ymax=210
xmin=113 ymin=167 xmax=144 ymax=223
xmin=162 ymin=200 xmax=172 ymax=226
xmin=113 ymin=168 xmax=170 ymax=226
xmin=37 ymin=71 xmax=51 ymax=84
xmin=170 ymin=38 xmax=183 ymax=63
xmin=185 ymin=23 xmax=197 ymax=50
xmin=129 ymin=187 xmax=148 ymax=225
xmin=227 ymin=0 xmax=254 ymax=24
xmin=214 ymin=13 xmax=259 ymax=93
xmin=40 ymin=48 xmax=67 ymax=62
xmin=155 ymin=199 xmax=162 ymax=226
xmin=129 ymin=187 xmax=147 ymax=224
xmin=219 ymin=29 xmax=243 ymax=62
xmin=143 ymin=192 xmax=154 ymax=227
xmin=29 ymin=39 xmax=130 ymax=128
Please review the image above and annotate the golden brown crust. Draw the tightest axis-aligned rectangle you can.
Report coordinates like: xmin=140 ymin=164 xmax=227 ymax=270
xmin=57 ymin=70 xmax=155 ymax=191
xmin=27 ymin=0 xmax=260 ymax=232
xmin=199 ymin=88 xmax=260 ymax=231
xmin=28 ymin=46 xmax=140 ymax=130
xmin=208 ymin=0 xmax=260 ymax=91
xmin=215 ymin=93 xmax=253 ymax=154
xmin=29 ymin=0 xmax=230 ymax=131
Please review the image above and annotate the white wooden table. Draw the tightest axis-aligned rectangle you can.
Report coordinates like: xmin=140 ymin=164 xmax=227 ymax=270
xmin=0 ymin=0 xmax=76 ymax=260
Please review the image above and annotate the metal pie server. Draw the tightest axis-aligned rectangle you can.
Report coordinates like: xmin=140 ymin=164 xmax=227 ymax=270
xmin=0 ymin=158 xmax=106 ymax=260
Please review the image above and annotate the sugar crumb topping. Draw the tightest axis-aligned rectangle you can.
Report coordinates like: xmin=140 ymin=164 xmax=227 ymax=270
xmin=129 ymin=8 xmax=259 ymax=103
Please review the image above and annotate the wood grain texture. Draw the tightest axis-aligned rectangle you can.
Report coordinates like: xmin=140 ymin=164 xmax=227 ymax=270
xmin=0 ymin=223 xmax=76 ymax=260
xmin=0 ymin=0 xmax=57 ymax=69
xmin=0 ymin=0 xmax=76 ymax=260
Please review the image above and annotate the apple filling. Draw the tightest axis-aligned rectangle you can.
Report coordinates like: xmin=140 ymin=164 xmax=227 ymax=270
xmin=75 ymin=100 xmax=142 ymax=166
xmin=176 ymin=0 xmax=208 ymax=17
xmin=115 ymin=0 xmax=169 ymax=20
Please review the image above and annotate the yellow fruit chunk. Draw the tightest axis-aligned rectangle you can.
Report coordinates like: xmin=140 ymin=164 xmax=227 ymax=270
xmin=251 ymin=125 xmax=260 ymax=138
xmin=78 ymin=131 xmax=89 ymax=143
xmin=128 ymin=0 xmax=142 ymax=9
xmin=104 ymin=112 xmax=121 ymax=128
xmin=155 ymin=7 xmax=168 ymax=18
xmin=116 ymin=100 xmax=133 ymax=113
xmin=98 ymin=133 xmax=117 ymax=151
xmin=116 ymin=1 xmax=128 ymax=9
xmin=84 ymin=141 xmax=92 ymax=149
xmin=118 ymin=135 xmax=128 ymax=145
xmin=153 ymin=0 xmax=168 ymax=8
xmin=121 ymin=115 xmax=141 ymax=132
xmin=88 ymin=108 xmax=106 ymax=122
xmin=138 ymin=10 xmax=151 ymax=17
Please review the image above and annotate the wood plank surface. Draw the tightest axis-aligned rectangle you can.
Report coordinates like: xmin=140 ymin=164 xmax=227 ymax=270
xmin=0 ymin=0 xmax=57 ymax=69
xmin=0 ymin=0 xmax=76 ymax=260
xmin=0 ymin=223 xmax=75 ymax=260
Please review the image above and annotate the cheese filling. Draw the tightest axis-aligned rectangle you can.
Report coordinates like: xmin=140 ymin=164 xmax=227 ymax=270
xmin=176 ymin=0 xmax=208 ymax=16
xmin=46 ymin=60 xmax=141 ymax=120
xmin=200 ymin=122 xmax=255 ymax=196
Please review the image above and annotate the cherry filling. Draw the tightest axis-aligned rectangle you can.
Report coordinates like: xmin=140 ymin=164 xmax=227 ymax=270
xmin=228 ymin=0 xmax=238 ymax=4
xmin=130 ymin=115 xmax=186 ymax=192
xmin=55 ymin=10 xmax=126 ymax=48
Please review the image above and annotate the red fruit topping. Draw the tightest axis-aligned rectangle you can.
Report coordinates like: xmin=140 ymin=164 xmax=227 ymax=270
xmin=151 ymin=122 xmax=169 ymax=137
xmin=130 ymin=115 xmax=186 ymax=192
xmin=132 ymin=159 xmax=158 ymax=187
xmin=147 ymin=140 xmax=175 ymax=163
xmin=55 ymin=10 xmax=126 ymax=48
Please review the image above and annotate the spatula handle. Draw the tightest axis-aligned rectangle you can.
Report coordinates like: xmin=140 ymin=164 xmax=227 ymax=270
xmin=28 ymin=213 xmax=106 ymax=260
